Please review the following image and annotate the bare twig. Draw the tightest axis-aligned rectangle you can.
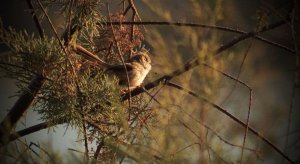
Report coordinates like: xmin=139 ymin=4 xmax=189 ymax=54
xmin=0 ymin=61 xmax=40 ymax=77
xmin=107 ymin=4 xmax=132 ymax=119
xmin=0 ymin=0 xmax=46 ymax=144
xmin=179 ymin=121 xmax=230 ymax=164
xmin=0 ymin=75 xmax=45 ymax=143
xmin=220 ymin=40 xmax=253 ymax=106
xmin=29 ymin=142 xmax=51 ymax=157
xmin=66 ymin=0 xmax=74 ymax=45
xmin=240 ymin=89 xmax=253 ymax=163
xmin=215 ymin=19 xmax=287 ymax=54
xmin=173 ymin=102 xmax=259 ymax=155
xmin=7 ymin=120 xmax=66 ymax=144
xmin=120 ymin=19 xmax=295 ymax=163
xmin=82 ymin=115 xmax=89 ymax=160
xmin=37 ymin=0 xmax=69 ymax=57
xmin=206 ymin=131 xmax=212 ymax=164
xmin=283 ymin=1 xmax=299 ymax=163
xmin=141 ymin=87 xmax=161 ymax=105
xmin=98 ymin=21 xmax=295 ymax=55
xmin=122 ymin=18 xmax=288 ymax=100
xmin=166 ymin=82 xmax=294 ymax=163
xmin=68 ymin=148 xmax=85 ymax=154
xmin=93 ymin=139 xmax=104 ymax=160
xmin=25 ymin=0 xmax=44 ymax=38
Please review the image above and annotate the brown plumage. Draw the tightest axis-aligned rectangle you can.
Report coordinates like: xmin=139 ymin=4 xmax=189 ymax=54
xmin=105 ymin=52 xmax=151 ymax=90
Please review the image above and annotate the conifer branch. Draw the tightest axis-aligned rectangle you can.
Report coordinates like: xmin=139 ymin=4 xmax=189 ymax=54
xmin=0 ymin=75 xmax=45 ymax=143
xmin=0 ymin=0 xmax=46 ymax=143
xmin=7 ymin=120 xmax=66 ymax=144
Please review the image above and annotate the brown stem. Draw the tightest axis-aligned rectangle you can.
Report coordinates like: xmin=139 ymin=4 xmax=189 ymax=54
xmin=0 ymin=0 xmax=46 ymax=144
xmin=121 ymin=18 xmax=288 ymax=101
xmin=107 ymin=4 xmax=132 ymax=120
xmin=166 ymin=82 xmax=294 ymax=164
xmin=0 ymin=75 xmax=45 ymax=143
xmin=93 ymin=140 xmax=104 ymax=160
xmin=7 ymin=120 xmax=66 ymax=144
xmin=99 ymin=21 xmax=294 ymax=55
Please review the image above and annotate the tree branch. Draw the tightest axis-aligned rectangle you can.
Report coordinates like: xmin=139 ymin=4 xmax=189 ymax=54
xmin=98 ymin=20 xmax=295 ymax=55
xmin=7 ymin=120 xmax=66 ymax=144
xmin=0 ymin=75 xmax=45 ymax=143
xmin=0 ymin=0 xmax=46 ymax=143
xmin=121 ymin=18 xmax=288 ymax=100
xmin=166 ymin=82 xmax=294 ymax=164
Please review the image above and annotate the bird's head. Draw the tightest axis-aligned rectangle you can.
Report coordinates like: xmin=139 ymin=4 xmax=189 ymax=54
xmin=129 ymin=52 xmax=151 ymax=68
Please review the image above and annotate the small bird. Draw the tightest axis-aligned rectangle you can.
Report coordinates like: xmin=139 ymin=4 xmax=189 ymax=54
xmin=105 ymin=51 xmax=152 ymax=91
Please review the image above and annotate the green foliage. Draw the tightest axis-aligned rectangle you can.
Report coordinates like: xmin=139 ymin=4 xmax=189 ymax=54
xmin=1 ymin=0 xmax=297 ymax=163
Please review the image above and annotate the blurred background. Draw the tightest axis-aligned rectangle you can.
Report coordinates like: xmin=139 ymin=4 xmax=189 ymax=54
xmin=0 ymin=0 xmax=299 ymax=163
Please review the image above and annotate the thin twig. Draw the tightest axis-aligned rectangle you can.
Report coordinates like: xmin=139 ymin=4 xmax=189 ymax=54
xmin=107 ymin=3 xmax=132 ymax=119
xmin=93 ymin=139 xmax=104 ymax=160
xmin=169 ymin=85 xmax=260 ymax=156
xmin=81 ymin=115 xmax=89 ymax=160
xmin=202 ymin=63 xmax=251 ymax=89
xmin=127 ymin=0 xmax=136 ymax=41
xmin=0 ymin=0 xmax=46 ymax=143
xmin=36 ymin=0 xmax=76 ymax=76
xmin=98 ymin=21 xmax=295 ymax=55
xmin=240 ymin=89 xmax=253 ymax=163
xmin=29 ymin=142 xmax=51 ymax=157
xmin=66 ymin=0 xmax=74 ymax=43
xmin=7 ymin=120 xmax=66 ymax=144
xmin=25 ymin=0 xmax=44 ymax=38
xmin=68 ymin=148 xmax=85 ymax=154
xmin=220 ymin=40 xmax=253 ymax=106
xmin=283 ymin=1 xmax=299 ymax=163
xmin=179 ymin=121 xmax=230 ymax=164
xmin=166 ymin=82 xmax=294 ymax=163
xmin=122 ymin=18 xmax=288 ymax=100
xmin=206 ymin=131 xmax=212 ymax=164
xmin=0 ymin=75 xmax=44 ymax=143
xmin=141 ymin=87 xmax=161 ymax=105
xmin=36 ymin=0 xmax=69 ymax=57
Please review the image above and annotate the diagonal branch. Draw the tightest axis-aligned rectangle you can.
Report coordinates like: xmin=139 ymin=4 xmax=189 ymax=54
xmin=0 ymin=75 xmax=45 ymax=143
xmin=25 ymin=0 xmax=44 ymax=38
xmin=107 ymin=4 xmax=132 ymax=120
xmin=0 ymin=0 xmax=46 ymax=143
xmin=8 ymin=120 xmax=66 ymax=143
xmin=121 ymin=18 xmax=288 ymax=101
xmin=166 ymin=82 xmax=293 ymax=164
xmin=1 ymin=18 xmax=291 ymax=163
xmin=99 ymin=21 xmax=295 ymax=55
xmin=283 ymin=1 xmax=299 ymax=163
xmin=0 ymin=0 xmax=82 ymax=145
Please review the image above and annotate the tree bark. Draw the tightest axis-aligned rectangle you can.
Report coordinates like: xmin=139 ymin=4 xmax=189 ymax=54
xmin=0 ymin=75 xmax=45 ymax=144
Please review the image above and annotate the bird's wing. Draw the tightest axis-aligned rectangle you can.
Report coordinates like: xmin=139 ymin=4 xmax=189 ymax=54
xmin=105 ymin=63 xmax=134 ymax=85
xmin=105 ymin=63 xmax=134 ymax=73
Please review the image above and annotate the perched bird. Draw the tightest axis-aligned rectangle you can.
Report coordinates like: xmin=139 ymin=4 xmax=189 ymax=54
xmin=74 ymin=45 xmax=151 ymax=91
xmin=105 ymin=51 xmax=152 ymax=91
